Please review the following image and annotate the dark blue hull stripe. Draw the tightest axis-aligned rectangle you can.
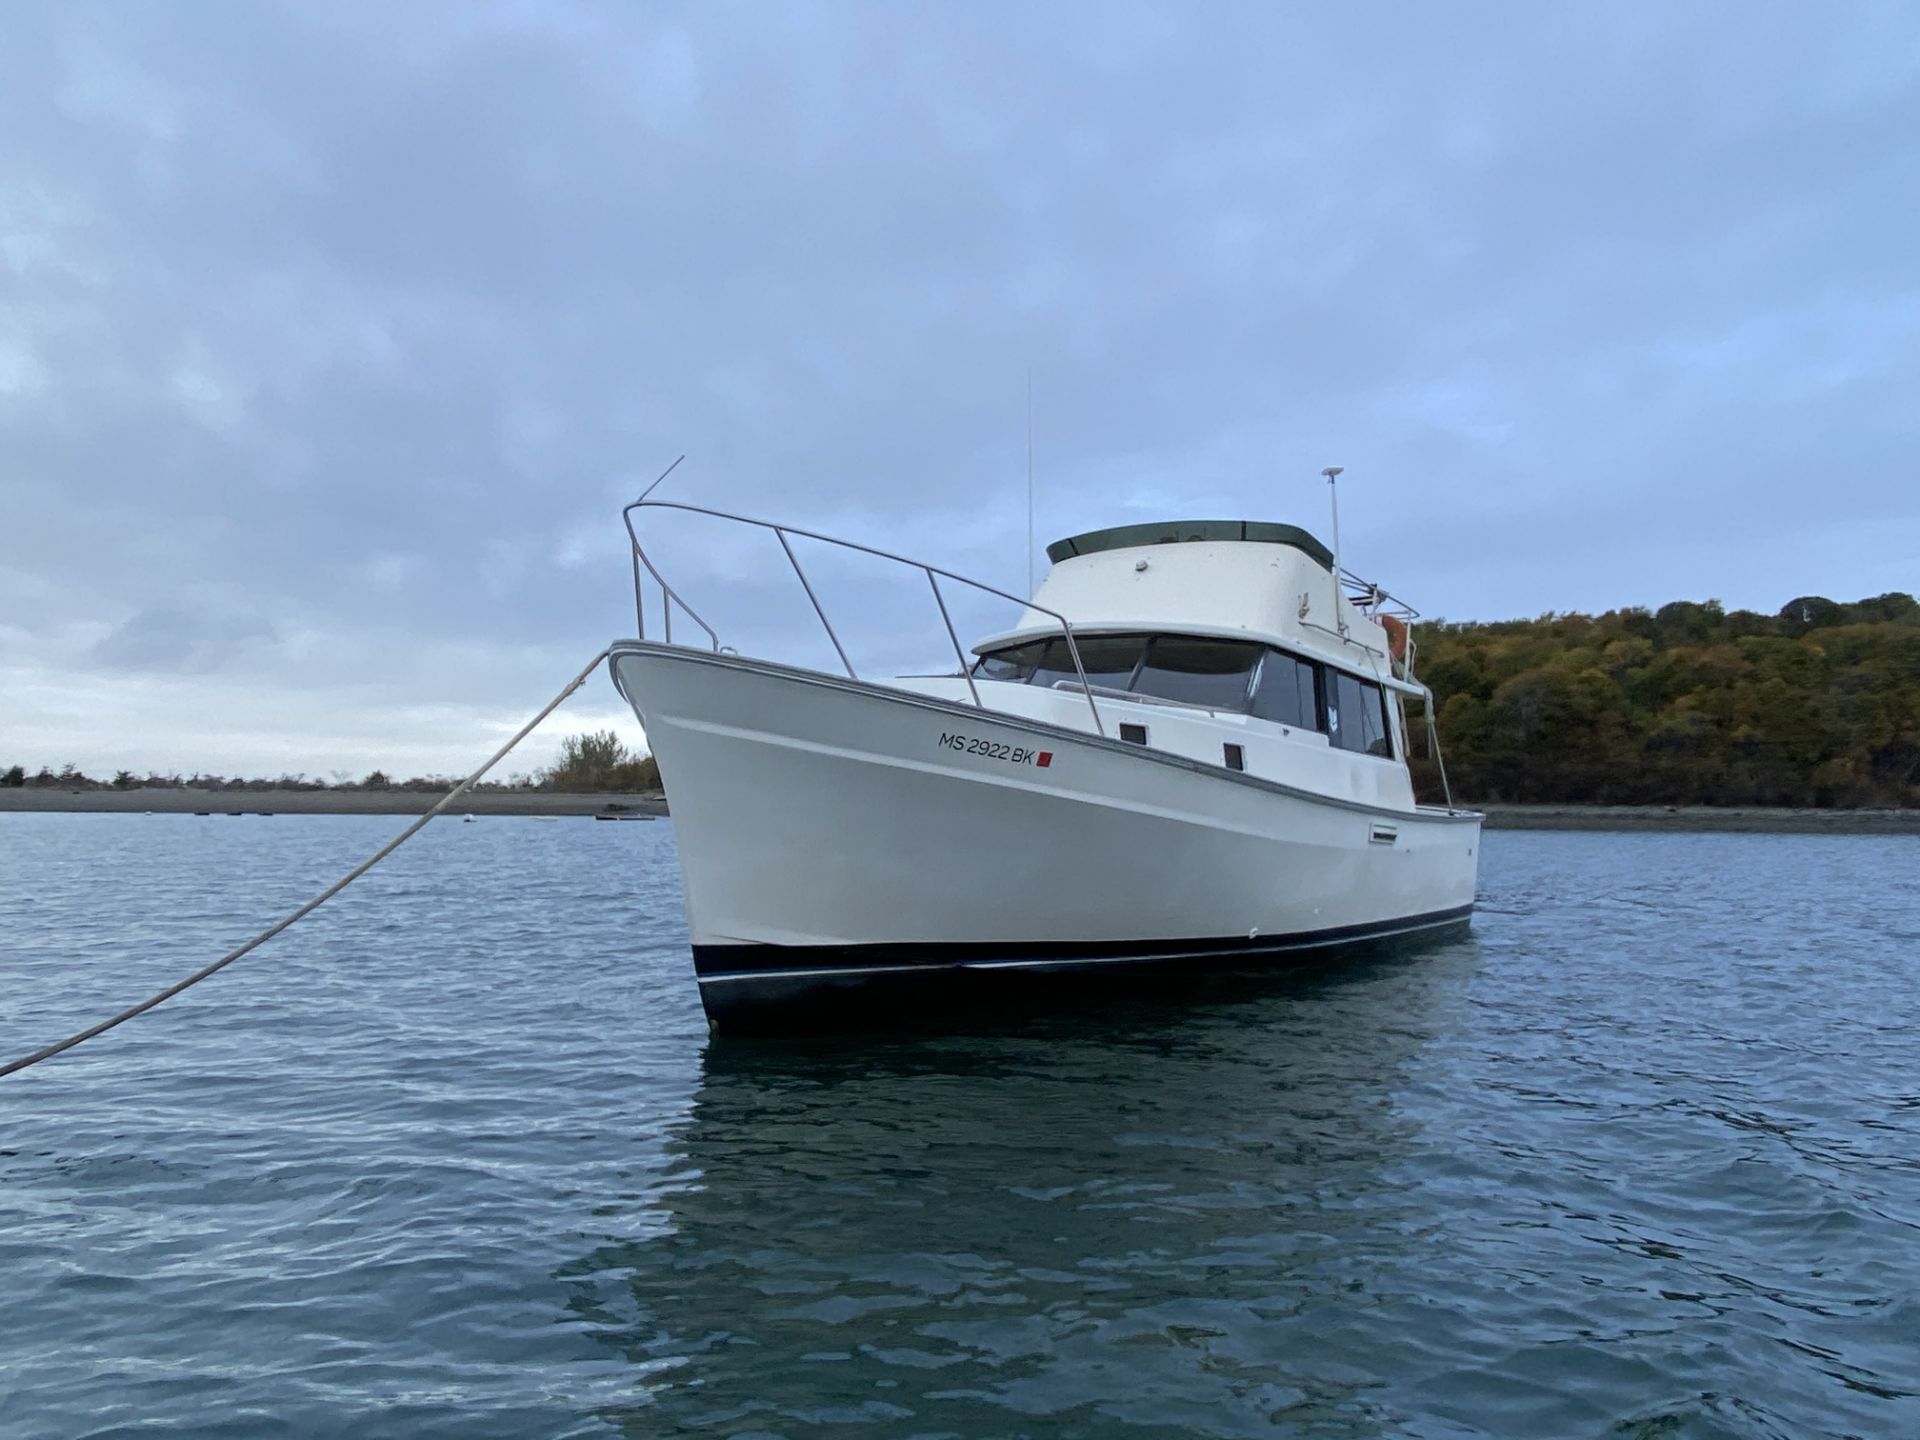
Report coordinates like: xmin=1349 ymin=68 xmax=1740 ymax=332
xmin=692 ymin=905 xmax=1474 ymax=986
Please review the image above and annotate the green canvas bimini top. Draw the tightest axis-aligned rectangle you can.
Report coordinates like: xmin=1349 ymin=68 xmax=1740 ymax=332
xmin=1045 ymin=520 xmax=1335 ymax=571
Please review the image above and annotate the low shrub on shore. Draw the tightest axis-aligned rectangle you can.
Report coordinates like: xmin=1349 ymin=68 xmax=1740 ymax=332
xmin=539 ymin=730 xmax=661 ymax=792
xmin=1 ymin=754 xmax=661 ymax=796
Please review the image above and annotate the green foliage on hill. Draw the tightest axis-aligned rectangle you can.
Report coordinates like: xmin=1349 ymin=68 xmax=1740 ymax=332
xmin=1408 ymin=593 xmax=1920 ymax=808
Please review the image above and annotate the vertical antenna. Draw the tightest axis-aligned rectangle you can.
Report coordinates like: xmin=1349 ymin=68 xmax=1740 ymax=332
xmin=1323 ymin=465 xmax=1346 ymax=637
xmin=1026 ymin=369 xmax=1035 ymax=596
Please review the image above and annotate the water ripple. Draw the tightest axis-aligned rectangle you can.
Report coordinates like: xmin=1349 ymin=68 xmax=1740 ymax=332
xmin=2 ymin=818 xmax=1917 ymax=1437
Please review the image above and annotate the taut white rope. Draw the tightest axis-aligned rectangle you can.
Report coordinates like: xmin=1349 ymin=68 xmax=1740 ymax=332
xmin=0 ymin=648 xmax=614 ymax=1079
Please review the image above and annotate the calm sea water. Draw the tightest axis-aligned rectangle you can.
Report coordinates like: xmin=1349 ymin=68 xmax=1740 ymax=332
xmin=2 ymin=815 xmax=1916 ymax=1439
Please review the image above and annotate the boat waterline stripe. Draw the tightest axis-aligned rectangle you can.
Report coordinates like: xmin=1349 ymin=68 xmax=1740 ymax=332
xmin=693 ymin=906 xmax=1473 ymax=986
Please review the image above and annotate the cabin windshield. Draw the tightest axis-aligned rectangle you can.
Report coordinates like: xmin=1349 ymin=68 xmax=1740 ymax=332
xmin=1130 ymin=637 xmax=1261 ymax=708
xmin=1028 ymin=634 xmax=1148 ymax=691
xmin=973 ymin=633 xmax=1263 ymax=708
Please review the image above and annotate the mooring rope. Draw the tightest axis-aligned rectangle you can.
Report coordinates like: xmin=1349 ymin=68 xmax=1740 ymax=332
xmin=0 ymin=647 xmax=614 ymax=1080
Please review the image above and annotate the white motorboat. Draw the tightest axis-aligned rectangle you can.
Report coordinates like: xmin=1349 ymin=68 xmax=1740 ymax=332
xmin=611 ymin=493 xmax=1480 ymax=1032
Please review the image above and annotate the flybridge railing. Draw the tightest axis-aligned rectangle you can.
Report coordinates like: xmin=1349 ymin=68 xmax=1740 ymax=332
xmin=620 ymin=498 xmax=1108 ymax=738
xmin=1298 ymin=564 xmax=1426 ymax=678
xmin=1342 ymin=568 xmax=1420 ymax=625
xmin=1344 ymin=568 xmax=1422 ymax=683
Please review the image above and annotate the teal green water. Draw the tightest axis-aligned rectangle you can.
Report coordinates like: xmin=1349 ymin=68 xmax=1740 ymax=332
xmin=2 ymin=816 xmax=1916 ymax=1437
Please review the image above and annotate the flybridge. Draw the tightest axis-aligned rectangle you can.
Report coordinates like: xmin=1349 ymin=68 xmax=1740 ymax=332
xmin=1004 ymin=521 xmax=1422 ymax=677
xmin=1046 ymin=520 xmax=1336 ymax=571
xmin=1041 ymin=518 xmax=1422 ymax=649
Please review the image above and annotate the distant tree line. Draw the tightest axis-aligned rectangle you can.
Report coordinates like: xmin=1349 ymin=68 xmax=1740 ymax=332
xmin=1 ymin=730 xmax=662 ymax=795
xmin=1407 ymin=593 xmax=1920 ymax=808
xmin=12 ymin=594 xmax=1915 ymax=809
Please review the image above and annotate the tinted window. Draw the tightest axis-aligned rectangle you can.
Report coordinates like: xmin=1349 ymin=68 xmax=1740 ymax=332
xmin=1029 ymin=634 xmax=1148 ymax=692
xmin=974 ymin=641 xmax=1045 ymax=681
xmin=1250 ymin=650 xmax=1319 ymax=730
xmin=1328 ymin=671 xmax=1393 ymax=757
xmin=1130 ymin=637 xmax=1260 ymax=710
xmin=1327 ymin=671 xmax=1358 ymax=751
xmin=1361 ymin=684 xmax=1393 ymax=757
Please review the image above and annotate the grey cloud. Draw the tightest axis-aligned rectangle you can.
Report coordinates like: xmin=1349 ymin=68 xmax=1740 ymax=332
xmin=2 ymin=1 xmax=1915 ymax=773
xmin=88 ymin=604 xmax=282 ymax=673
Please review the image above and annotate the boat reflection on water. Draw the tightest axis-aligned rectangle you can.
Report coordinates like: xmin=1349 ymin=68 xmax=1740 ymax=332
xmin=556 ymin=942 xmax=1476 ymax=1437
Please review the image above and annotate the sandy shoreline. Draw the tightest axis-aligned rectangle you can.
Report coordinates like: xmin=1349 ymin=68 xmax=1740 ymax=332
xmin=2 ymin=788 xmax=1912 ymax=832
xmin=0 ymin=787 xmax=668 ymax=818
xmin=1478 ymin=804 xmax=1918 ymax=834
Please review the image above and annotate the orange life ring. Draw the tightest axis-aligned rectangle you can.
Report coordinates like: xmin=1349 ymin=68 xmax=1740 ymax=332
xmin=1380 ymin=615 xmax=1409 ymax=665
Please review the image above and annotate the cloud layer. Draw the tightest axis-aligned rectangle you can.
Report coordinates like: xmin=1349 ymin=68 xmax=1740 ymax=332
xmin=3 ymin=2 xmax=1915 ymax=774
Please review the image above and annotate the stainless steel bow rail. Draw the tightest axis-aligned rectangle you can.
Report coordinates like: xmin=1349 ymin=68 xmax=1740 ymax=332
xmin=622 ymin=498 xmax=1108 ymax=737
xmin=0 ymin=647 xmax=616 ymax=1080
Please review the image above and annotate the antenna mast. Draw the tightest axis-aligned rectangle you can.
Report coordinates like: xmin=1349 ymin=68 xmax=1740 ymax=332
xmin=1025 ymin=370 xmax=1035 ymax=596
xmin=1323 ymin=465 xmax=1346 ymax=637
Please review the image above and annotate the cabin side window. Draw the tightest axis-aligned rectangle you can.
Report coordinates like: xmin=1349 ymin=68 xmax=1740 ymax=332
xmin=1362 ymin=684 xmax=1394 ymax=758
xmin=1250 ymin=650 xmax=1319 ymax=730
xmin=1327 ymin=670 xmax=1394 ymax=758
xmin=1129 ymin=637 xmax=1261 ymax=710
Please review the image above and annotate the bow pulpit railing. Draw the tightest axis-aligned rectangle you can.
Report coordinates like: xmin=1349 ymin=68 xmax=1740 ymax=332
xmin=620 ymin=499 xmax=1107 ymax=737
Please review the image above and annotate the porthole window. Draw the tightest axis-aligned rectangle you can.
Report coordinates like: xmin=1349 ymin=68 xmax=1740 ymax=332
xmin=1223 ymin=743 xmax=1245 ymax=771
xmin=1119 ymin=722 xmax=1148 ymax=745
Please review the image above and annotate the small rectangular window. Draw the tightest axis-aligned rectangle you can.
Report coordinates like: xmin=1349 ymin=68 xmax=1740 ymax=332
xmin=1223 ymin=742 xmax=1245 ymax=771
xmin=1119 ymin=722 xmax=1148 ymax=745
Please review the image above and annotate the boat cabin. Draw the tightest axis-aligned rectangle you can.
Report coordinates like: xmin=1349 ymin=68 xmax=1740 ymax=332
xmin=900 ymin=519 xmax=1430 ymax=811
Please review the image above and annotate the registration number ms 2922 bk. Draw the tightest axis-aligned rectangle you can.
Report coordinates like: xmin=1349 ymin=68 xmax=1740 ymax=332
xmin=938 ymin=732 xmax=1053 ymax=768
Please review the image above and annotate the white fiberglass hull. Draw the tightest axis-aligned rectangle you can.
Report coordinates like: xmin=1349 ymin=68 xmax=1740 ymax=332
xmin=610 ymin=642 xmax=1480 ymax=1030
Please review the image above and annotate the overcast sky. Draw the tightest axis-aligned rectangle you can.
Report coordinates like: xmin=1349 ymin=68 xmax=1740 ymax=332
xmin=3 ymin=2 xmax=1915 ymax=778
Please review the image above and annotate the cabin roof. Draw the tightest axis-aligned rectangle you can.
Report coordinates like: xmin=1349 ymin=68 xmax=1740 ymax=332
xmin=1045 ymin=519 xmax=1335 ymax=571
